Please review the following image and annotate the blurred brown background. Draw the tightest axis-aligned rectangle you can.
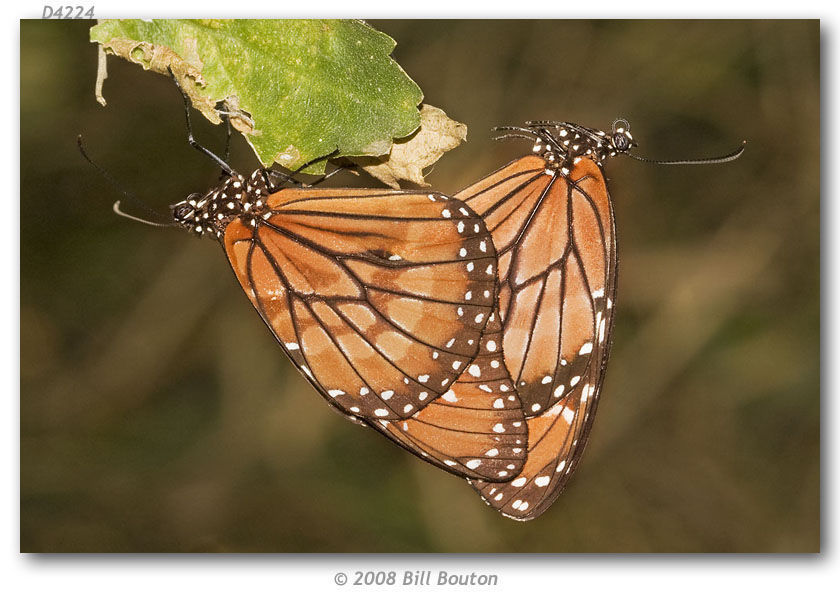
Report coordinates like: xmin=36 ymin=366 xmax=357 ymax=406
xmin=20 ymin=19 xmax=819 ymax=552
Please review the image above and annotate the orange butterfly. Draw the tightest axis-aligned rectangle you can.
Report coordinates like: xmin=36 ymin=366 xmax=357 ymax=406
xmin=167 ymin=165 xmax=532 ymax=483
xmin=456 ymin=120 xmax=744 ymax=519
xmin=173 ymin=169 xmax=500 ymax=427
xmin=98 ymin=72 xmax=525 ymax=486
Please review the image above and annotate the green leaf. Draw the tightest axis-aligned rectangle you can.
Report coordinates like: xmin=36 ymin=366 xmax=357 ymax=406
xmin=90 ymin=19 xmax=425 ymax=174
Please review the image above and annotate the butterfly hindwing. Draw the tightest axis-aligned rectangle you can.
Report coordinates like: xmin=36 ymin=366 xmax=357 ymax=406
xmin=370 ymin=309 xmax=528 ymax=481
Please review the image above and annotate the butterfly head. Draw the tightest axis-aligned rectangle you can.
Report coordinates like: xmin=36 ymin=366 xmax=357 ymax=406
xmin=607 ymin=119 xmax=636 ymax=155
xmin=172 ymin=170 xmax=274 ymax=239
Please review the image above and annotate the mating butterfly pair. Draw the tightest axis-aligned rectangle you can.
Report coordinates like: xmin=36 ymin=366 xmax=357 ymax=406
xmin=147 ymin=109 xmax=743 ymax=520
xmin=163 ymin=119 xmax=640 ymax=521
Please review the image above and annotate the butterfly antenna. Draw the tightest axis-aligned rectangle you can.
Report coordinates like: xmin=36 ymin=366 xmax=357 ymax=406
xmin=77 ymin=135 xmax=173 ymax=227
xmin=112 ymin=200 xmax=173 ymax=227
xmin=628 ymin=140 xmax=747 ymax=165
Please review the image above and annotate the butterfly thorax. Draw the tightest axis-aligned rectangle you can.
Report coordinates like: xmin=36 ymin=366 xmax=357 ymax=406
xmin=172 ymin=170 xmax=275 ymax=240
xmin=527 ymin=121 xmax=635 ymax=177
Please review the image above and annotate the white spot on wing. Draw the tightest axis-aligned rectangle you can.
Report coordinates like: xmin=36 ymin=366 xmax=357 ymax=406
xmin=562 ymin=407 xmax=575 ymax=424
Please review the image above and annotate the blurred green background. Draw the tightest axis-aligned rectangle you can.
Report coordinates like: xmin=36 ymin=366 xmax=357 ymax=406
xmin=20 ymin=19 xmax=819 ymax=552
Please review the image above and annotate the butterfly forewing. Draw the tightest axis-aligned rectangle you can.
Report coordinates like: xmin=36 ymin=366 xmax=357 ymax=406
xmin=224 ymin=188 xmax=497 ymax=421
xmin=459 ymin=156 xmax=614 ymax=418
xmin=371 ymin=309 xmax=528 ymax=481
xmin=457 ymin=154 xmax=617 ymax=519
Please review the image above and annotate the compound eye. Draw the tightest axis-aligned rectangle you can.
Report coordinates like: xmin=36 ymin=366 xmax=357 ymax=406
xmin=172 ymin=202 xmax=194 ymax=222
xmin=613 ymin=132 xmax=631 ymax=152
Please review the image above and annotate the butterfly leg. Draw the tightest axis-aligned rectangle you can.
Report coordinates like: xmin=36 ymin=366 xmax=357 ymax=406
xmin=265 ymin=164 xmax=348 ymax=189
xmin=261 ymin=150 xmax=344 ymax=190
xmin=167 ymin=67 xmax=237 ymax=177
xmin=214 ymin=112 xmax=234 ymax=181
xmin=221 ymin=112 xmax=233 ymax=167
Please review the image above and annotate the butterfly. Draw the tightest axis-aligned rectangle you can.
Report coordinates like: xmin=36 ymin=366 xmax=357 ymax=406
xmin=454 ymin=120 xmax=744 ymax=520
xmin=95 ymin=71 xmax=519 ymax=480
xmin=173 ymin=169 xmax=501 ymax=427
